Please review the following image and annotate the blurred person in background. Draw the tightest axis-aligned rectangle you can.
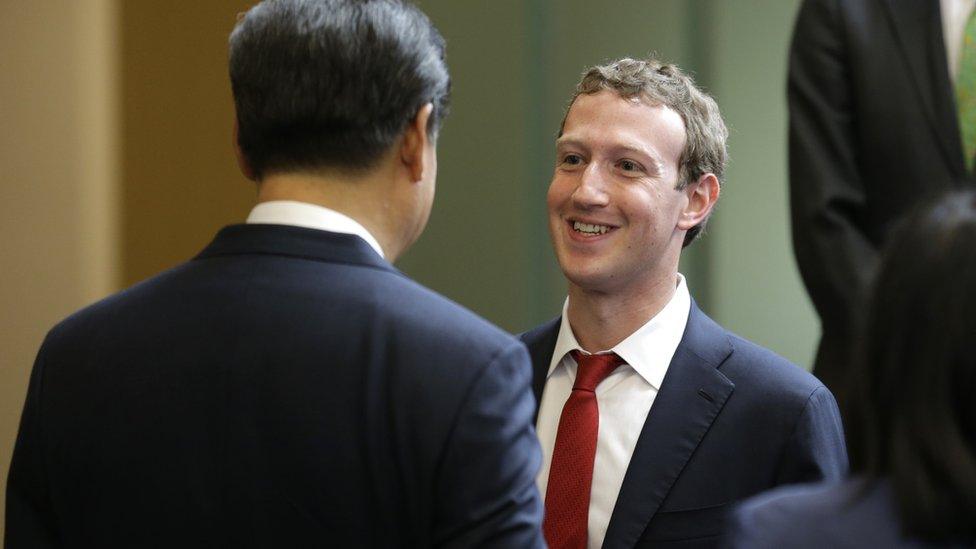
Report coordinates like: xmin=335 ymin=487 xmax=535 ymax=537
xmin=5 ymin=1 xmax=543 ymax=547
xmin=789 ymin=0 xmax=976 ymax=407
xmin=726 ymin=189 xmax=976 ymax=548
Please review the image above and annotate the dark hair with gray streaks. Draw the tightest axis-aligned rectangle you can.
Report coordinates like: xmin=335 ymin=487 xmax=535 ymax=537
xmin=229 ymin=0 xmax=450 ymax=179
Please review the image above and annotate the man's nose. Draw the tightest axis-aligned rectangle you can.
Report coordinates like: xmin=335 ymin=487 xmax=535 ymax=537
xmin=572 ymin=163 xmax=610 ymax=208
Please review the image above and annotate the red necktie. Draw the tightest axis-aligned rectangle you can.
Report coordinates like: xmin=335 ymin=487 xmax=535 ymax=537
xmin=543 ymin=350 xmax=625 ymax=549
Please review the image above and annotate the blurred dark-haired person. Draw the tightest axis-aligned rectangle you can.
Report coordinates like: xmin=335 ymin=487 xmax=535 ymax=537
xmin=725 ymin=190 xmax=976 ymax=548
xmin=5 ymin=1 xmax=543 ymax=547
xmin=520 ymin=56 xmax=847 ymax=549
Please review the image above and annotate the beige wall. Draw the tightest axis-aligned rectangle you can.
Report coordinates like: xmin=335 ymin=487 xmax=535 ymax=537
xmin=121 ymin=1 xmax=256 ymax=287
xmin=0 ymin=0 xmax=120 ymax=536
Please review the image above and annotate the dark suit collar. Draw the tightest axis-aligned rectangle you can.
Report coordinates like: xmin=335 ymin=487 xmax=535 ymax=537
xmin=195 ymin=223 xmax=399 ymax=274
xmin=521 ymin=301 xmax=736 ymax=548
xmin=881 ymin=0 xmax=966 ymax=176
xmin=519 ymin=316 xmax=560 ymax=421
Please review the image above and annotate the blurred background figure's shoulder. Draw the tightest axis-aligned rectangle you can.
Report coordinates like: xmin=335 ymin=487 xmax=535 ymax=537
xmin=726 ymin=479 xmax=960 ymax=549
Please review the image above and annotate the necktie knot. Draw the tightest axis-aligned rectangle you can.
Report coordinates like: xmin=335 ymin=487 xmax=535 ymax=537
xmin=570 ymin=350 xmax=624 ymax=392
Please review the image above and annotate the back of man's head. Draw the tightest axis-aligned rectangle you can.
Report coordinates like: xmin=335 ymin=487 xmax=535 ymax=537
xmin=229 ymin=0 xmax=451 ymax=180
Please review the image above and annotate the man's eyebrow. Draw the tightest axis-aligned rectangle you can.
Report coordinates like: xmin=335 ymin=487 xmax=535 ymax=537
xmin=615 ymin=142 xmax=660 ymax=160
xmin=555 ymin=137 xmax=586 ymax=150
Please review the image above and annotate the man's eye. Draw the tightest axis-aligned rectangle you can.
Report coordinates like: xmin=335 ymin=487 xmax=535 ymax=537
xmin=562 ymin=154 xmax=583 ymax=165
xmin=619 ymin=159 xmax=641 ymax=172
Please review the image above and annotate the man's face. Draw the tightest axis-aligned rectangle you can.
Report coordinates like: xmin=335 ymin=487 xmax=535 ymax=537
xmin=547 ymin=90 xmax=690 ymax=295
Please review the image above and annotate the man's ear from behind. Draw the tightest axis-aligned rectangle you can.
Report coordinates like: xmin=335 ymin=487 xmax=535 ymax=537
xmin=400 ymin=103 xmax=435 ymax=184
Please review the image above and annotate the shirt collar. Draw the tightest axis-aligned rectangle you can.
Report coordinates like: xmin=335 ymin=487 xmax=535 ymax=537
xmin=548 ymin=273 xmax=691 ymax=390
xmin=246 ymin=200 xmax=385 ymax=259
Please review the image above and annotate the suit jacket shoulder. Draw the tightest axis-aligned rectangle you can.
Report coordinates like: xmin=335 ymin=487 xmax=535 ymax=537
xmin=721 ymin=330 xmax=830 ymax=410
xmin=696 ymin=316 xmax=849 ymax=486
xmin=49 ymin=225 xmax=519 ymax=369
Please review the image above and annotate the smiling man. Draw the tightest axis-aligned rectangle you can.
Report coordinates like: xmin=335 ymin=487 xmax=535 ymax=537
xmin=521 ymin=58 xmax=848 ymax=549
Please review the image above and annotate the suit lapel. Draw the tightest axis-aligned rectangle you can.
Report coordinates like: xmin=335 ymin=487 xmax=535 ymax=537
xmin=881 ymin=0 xmax=966 ymax=176
xmin=518 ymin=317 xmax=560 ymax=423
xmin=601 ymin=303 xmax=735 ymax=549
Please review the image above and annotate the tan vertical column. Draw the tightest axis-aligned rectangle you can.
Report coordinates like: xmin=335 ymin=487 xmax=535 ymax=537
xmin=120 ymin=1 xmax=256 ymax=287
xmin=0 ymin=0 xmax=120 ymax=535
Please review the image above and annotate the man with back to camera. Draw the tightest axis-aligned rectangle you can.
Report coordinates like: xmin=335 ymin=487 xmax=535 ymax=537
xmin=520 ymin=57 xmax=849 ymax=548
xmin=5 ymin=1 xmax=544 ymax=547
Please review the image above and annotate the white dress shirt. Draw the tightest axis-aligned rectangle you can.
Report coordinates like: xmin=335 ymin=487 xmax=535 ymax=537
xmin=245 ymin=200 xmax=385 ymax=259
xmin=536 ymin=274 xmax=691 ymax=549
xmin=942 ymin=0 xmax=976 ymax=83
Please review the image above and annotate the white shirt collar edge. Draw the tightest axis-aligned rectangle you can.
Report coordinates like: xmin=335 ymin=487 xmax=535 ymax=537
xmin=246 ymin=200 xmax=385 ymax=259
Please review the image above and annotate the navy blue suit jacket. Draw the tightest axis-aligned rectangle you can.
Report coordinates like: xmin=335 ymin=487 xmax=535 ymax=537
xmin=6 ymin=224 xmax=543 ymax=548
xmin=521 ymin=302 xmax=848 ymax=548
xmin=725 ymin=478 xmax=967 ymax=548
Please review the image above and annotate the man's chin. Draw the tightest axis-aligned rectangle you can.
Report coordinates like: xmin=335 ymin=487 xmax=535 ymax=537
xmin=561 ymin=265 xmax=617 ymax=294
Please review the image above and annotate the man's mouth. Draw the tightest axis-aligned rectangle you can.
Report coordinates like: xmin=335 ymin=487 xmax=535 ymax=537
xmin=572 ymin=220 xmax=612 ymax=235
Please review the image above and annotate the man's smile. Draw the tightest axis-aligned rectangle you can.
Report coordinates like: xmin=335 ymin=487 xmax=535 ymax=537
xmin=568 ymin=218 xmax=618 ymax=239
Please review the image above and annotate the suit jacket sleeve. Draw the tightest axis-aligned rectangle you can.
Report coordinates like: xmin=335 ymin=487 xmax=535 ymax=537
xmin=774 ymin=386 xmax=848 ymax=484
xmin=431 ymin=341 xmax=544 ymax=549
xmin=5 ymin=340 xmax=59 ymax=548
xmin=789 ymin=0 xmax=879 ymax=342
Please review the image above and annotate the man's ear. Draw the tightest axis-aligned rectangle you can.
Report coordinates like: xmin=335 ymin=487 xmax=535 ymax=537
xmin=401 ymin=103 xmax=434 ymax=183
xmin=677 ymin=172 xmax=720 ymax=231
xmin=233 ymin=117 xmax=257 ymax=181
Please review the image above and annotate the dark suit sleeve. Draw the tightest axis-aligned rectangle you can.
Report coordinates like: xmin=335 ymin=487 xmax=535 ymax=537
xmin=5 ymin=343 xmax=59 ymax=548
xmin=774 ymin=386 xmax=848 ymax=484
xmin=431 ymin=341 xmax=544 ymax=549
xmin=789 ymin=0 xmax=879 ymax=344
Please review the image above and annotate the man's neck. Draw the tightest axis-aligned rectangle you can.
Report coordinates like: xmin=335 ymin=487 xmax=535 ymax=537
xmin=566 ymin=271 xmax=679 ymax=352
xmin=255 ymin=170 xmax=401 ymax=259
